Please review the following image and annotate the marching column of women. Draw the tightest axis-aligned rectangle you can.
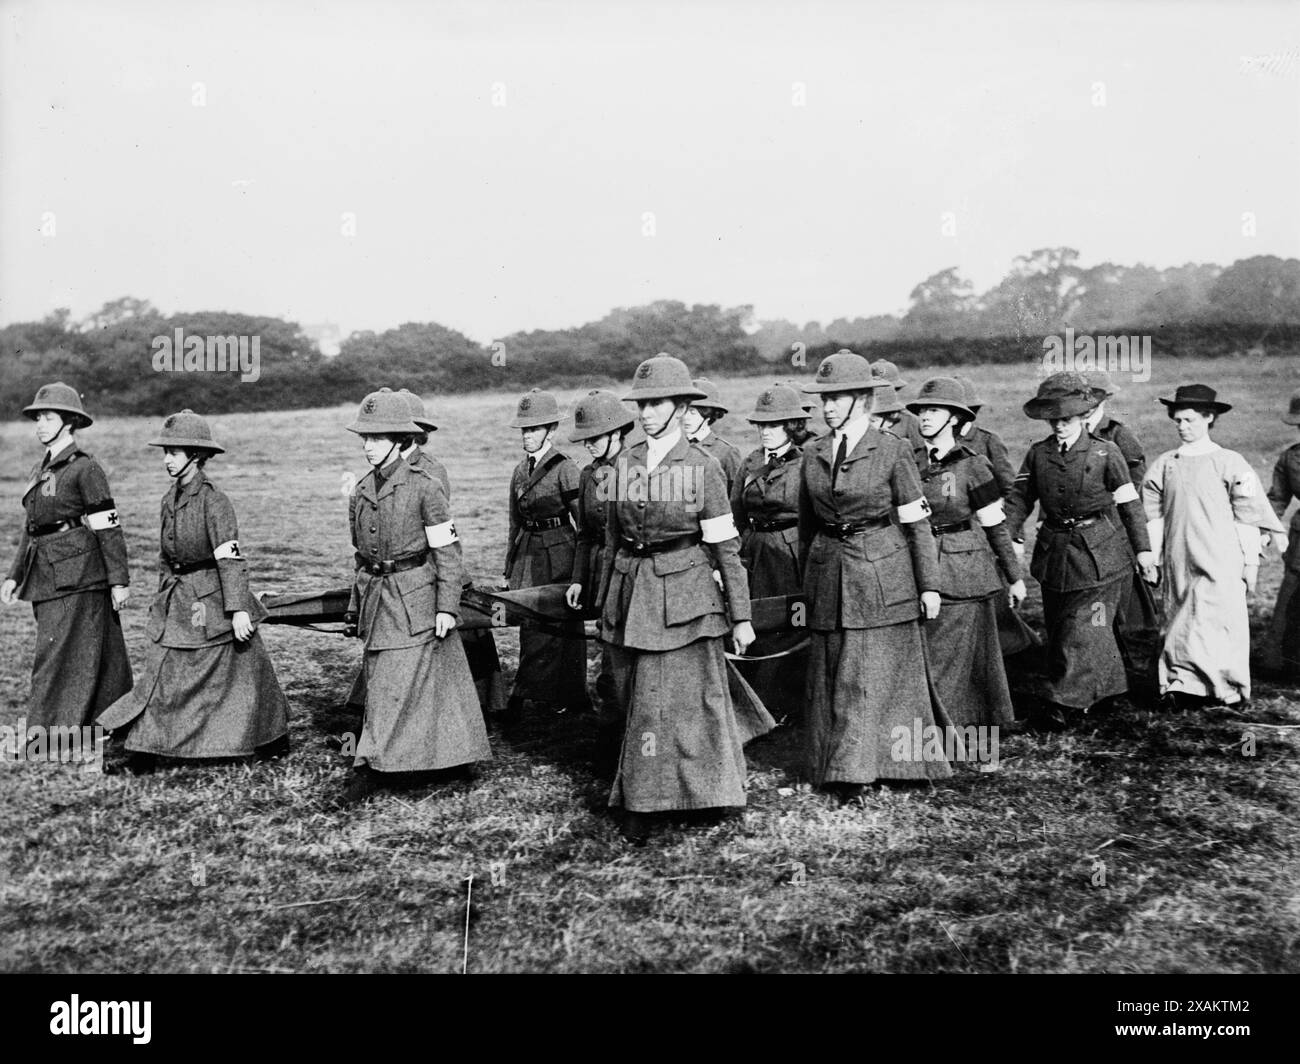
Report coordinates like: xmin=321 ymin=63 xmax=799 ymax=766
xmin=3 ymin=366 xmax=1294 ymax=842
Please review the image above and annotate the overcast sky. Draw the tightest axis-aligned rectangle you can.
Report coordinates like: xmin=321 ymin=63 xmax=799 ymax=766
xmin=2 ymin=0 xmax=1297 ymax=343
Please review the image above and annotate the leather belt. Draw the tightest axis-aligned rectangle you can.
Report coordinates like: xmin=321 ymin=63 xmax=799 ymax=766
xmin=169 ymin=559 xmax=219 ymax=575
xmin=355 ymin=552 xmax=429 ymax=576
xmin=819 ymin=516 xmax=892 ymax=539
xmin=28 ymin=520 xmax=76 ymax=536
xmin=1043 ymin=509 xmax=1106 ymax=533
xmin=931 ymin=520 xmax=971 ymax=535
xmin=750 ymin=517 xmax=798 ymax=533
xmin=522 ymin=516 xmax=565 ymax=532
xmin=620 ymin=534 xmax=702 ymax=557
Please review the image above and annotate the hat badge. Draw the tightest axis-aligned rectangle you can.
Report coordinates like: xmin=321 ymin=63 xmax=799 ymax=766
xmin=636 ymin=363 xmax=653 ymax=379
xmin=760 ymin=389 xmax=774 ymax=405
xmin=363 ymin=397 xmax=377 ymax=414
xmin=818 ymin=362 xmax=832 ymax=378
xmin=519 ymin=396 xmax=532 ymax=411
xmin=576 ymin=408 xmax=587 ymax=424
xmin=164 ymin=414 xmax=177 ymax=428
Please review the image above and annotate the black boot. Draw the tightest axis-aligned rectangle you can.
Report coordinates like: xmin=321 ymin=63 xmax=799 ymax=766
xmin=337 ymin=767 xmax=383 ymax=807
xmin=619 ymin=811 xmax=653 ymax=846
xmin=494 ymin=696 xmax=525 ymax=732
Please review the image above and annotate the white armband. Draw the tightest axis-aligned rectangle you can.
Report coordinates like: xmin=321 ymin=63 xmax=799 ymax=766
xmin=1111 ymin=482 xmax=1139 ymax=505
xmin=85 ymin=509 xmax=120 ymax=531
xmin=213 ymin=540 xmax=241 ymax=560
xmin=1146 ymin=518 xmax=1164 ymax=557
xmin=700 ymin=513 xmax=739 ymax=544
xmin=426 ymin=521 xmax=459 ymax=548
xmin=896 ymin=497 xmax=931 ymax=524
xmin=1235 ymin=522 xmax=1261 ymax=562
xmin=974 ymin=500 xmax=1006 ymax=528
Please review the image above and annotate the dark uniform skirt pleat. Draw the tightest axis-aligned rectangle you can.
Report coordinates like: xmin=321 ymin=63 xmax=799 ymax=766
xmin=1113 ymin=569 xmax=1161 ymax=676
xmin=121 ymin=633 xmax=287 ymax=757
xmin=357 ymin=631 xmax=490 ymax=772
xmin=994 ymin=588 xmax=1040 ymax=657
xmin=607 ymin=638 xmax=750 ymax=812
xmin=512 ymin=620 xmax=589 ymax=707
xmin=928 ymin=595 xmax=1015 ymax=728
xmin=30 ymin=590 xmax=132 ymax=729
xmin=805 ymin=623 xmax=955 ymax=785
xmin=1041 ymin=577 xmax=1128 ymax=708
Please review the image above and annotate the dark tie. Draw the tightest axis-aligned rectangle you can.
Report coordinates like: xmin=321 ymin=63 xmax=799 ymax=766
xmin=40 ymin=451 xmax=51 ymax=470
xmin=832 ymin=434 xmax=848 ymax=482
xmin=766 ymin=450 xmax=777 ymax=464
xmin=929 ymin=447 xmax=940 ymax=466
xmin=1059 ymin=440 xmax=1069 ymax=456
xmin=528 ymin=456 xmax=536 ymax=475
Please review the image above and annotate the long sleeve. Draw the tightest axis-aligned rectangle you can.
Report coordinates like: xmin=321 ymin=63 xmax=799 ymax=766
xmin=697 ymin=456 xmax=751 ymax=623
xmin=1268 ymin=450 xmax=1296 ymax=522
xmin=1141 ymin=458 xmax=1165 ymax=557
xmin=81 ymin=458 xmax=129 ymax=586
xmin=797 ymin=453 xmax=817 ymax=575
xmin=1101 ymin=448 xmax=1150 ymax=554
xmin=6 ymin=524 xmax=31 ymax=585
xmin=346 ymin=490 xmax=360 ymax=616
xmin=1004 ymin=450 xmax=1039 ymax=539
xmin=983 ymin=430 xmax=1017 ymax=497
xmin=572 ymin=466 xmax=595 ymax=590
xmin=1227 ymin=453 xmax=1285 ymax=534
xmin=420 ymin=477 xmax=464 ymax=617
xmin=890 ymin=447 xmax=939 ymax=593
xmin=503 ymin=468 xmax=521 ymax=577
xmin=1112 ymin=423 xmax=1147 ymax=486
xmin=205 ymin=490 xmax=255 ymax=614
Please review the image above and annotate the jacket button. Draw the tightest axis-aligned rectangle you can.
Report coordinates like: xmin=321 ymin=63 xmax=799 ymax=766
xmin=637 ymin=502 xmax=646 ymax=509
xmin=370 ymin=526 xmax=377 ymax=533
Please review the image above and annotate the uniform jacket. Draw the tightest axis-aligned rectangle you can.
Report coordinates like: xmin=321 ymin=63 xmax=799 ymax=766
xmin=689 ymin=432 xmax=743 ymax=493
xmin=1005 ymin=431 xmax=1151 ymax=592
xmin=914 ymin=444 xmax=1021 ymax=600
xmin=573 ymin=455 xmax=616 ymax=612
xmin=599 ymin=434 xmax=752 ymax=652
xmin=1092 ymin=415 xmax=1146 ymax=484
xmin=1269 ymin=441 xmax=1300 ymax=571
xmin=732 ymin=444 xmax=803 ymax=596
xmin=7 ymin=444 xmax=129 ymax=603
xmin=505 ymin=449 xmax=580 ymax=587
xmin=147 ymin=471 xmax=268 ymax=648
xmin=349 ymin=457 xmax=464 ymax=650
xmin=958 ymin=423 xmax=1016 ymax=497
xmin=893 ymin=410 xmax=927 ymax=451
xmin=408 ymin=448 xmax=451 ymax=497
xmin=797 ymin=424 xmax=939 ymax=631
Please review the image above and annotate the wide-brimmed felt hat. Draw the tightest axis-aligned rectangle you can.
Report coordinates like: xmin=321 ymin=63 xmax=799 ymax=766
xmin=870 ymin=359 xmax=906 ymax=389
xmin=906 ymin=377 xmax=974 ymax=419
xmin=802 ymin=349 xmax=875 ymax=393
xmin=1284 ymin=389 xmax=1300 ymax=426
xmin=1158 ymin=384 xmax=1232 ymax=415
xmin=148 ymin=409 xmax=225 ymax=453
xmin=1023 ymin=372 xmax=1106 ymax=421
xmin=689 ymin=378 xmax=729 ymax=414
xmin=623 ymin=355 xmax=707 ymax=402
xmin=509 ymin=388 xmax=562 ymax=428
xmin=22 ymin=381 xmax=93 ymax=426
xmin=347 ymin=388 xmax=422 ymax=435
xmin=398 ymin=388 xmax=438 ymax=432
xmin=570 ymin=389 xmax=635 ymax=441
xmin=954 ymin=376 xmax=984 ymax=411
xmin=746 ymin=384 xmax=808 ymax=423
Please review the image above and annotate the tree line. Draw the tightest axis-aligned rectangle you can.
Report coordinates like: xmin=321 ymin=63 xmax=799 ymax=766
xmin=2 ymin=251 xmax=1297 ymax=417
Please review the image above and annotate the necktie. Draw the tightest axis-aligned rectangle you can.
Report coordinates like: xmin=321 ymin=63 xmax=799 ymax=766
xmin=833 ymin=434 xmax=848 ymax=482
xmin=528 ymin=456 xmax=536 ymax=475
xmin=766 ymin=450 xmax=777 ymax=464
xmin=40 ymin=451 xmax=51 ymax=470
xmin=929 ymin=447 xmax=940 ymax=466
xmin=1059 ymin=440 xmax=1069 ymax=456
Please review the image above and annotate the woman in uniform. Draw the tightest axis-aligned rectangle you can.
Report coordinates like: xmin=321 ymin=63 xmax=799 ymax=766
xmin=501 ymin=388 xmax=589 ymax=725
xmin=730 ymin=383 xmax=810 ymax=725
xmin=598 ymin=355 xmax=761 ymax=843
xmin=798 ymin=351 xmax=954 ymax=802
xmin=0 ymin=382 xmax=132 ymax=731
xmin=1142 ymin=384 xmax=1285 ymax=708
xmin=1005 ymin=373 xmax=1157 ymax=729
xmin=339 ymin=389 xmax=490 ymax=804
xmin=97 ymin=411 xmax=289 ymax=771
xmin=682 ymin=378 xmax=743 ymax=492
xmin=565 ymin=389 xmax=636 ymax=774
xmin=907 ymin=378 xmax=1025 ymax=742
xmin=1266 ymin=389 xmax=1300 ymax=676
xmin=869 ymin=358 xmax=926 ymax=449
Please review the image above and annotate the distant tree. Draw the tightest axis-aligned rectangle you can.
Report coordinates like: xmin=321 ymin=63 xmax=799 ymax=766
xmin=1135 ymin=263 xmax=1221 ymax=325
xmin=901 ymin=267 xmax=977 ymax=338
xmin=80 ymin=297 xmax=163 ymax=333
xmin=1205 ymin=256 xmax=1300 ymax=324
xmin=978 ymin=247 xmax=1084 ymax=337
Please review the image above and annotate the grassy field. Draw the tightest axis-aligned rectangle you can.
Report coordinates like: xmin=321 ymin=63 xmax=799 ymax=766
xmin=2 ymin=355 xmax=1298 ymax=973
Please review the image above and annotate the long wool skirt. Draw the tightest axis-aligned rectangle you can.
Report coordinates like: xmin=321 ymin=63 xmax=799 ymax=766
xmin=607 ymin=638 xmax=753 ymax=813
xmin=805 ymin=622 xmax=955 ymax=785
xmin=347 ymin=627 xmax=506 ymax=716
xmin=928 ymin=594 xmax=1015 ymax=729
xmin=109 ymin=634 xmax=287 ymax=757
xmin=357 ymin=631 xmax=491 ymax=773
xmin=1268 ymin=555 xmax=1300 ymax=675
xmin=509 ymin=621 xmax=589 ymax=709
xmin=1113 ymin=568 xmax=1161 ymax=675
xmin=1041 ymin=576 xmax=1128 ymax=709
xmin=29 ymin=590 xmax=132 ymax=729
xmin=994 ymin=587 xmax=1041 ymax=657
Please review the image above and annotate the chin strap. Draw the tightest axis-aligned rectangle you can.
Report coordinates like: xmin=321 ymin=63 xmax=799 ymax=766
xmin=168 ymin=454 xmax=199 ymax=480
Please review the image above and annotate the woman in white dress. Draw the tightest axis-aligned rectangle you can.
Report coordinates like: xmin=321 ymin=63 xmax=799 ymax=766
xmin=1142 ymin=385 xmax=1286 ymax=707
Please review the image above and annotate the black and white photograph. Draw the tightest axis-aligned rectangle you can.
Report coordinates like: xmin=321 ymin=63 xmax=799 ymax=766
xmin=1 ymin=0 xmax=1297 ymax=1014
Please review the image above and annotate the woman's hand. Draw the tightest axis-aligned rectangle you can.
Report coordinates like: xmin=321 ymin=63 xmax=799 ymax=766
xmin=731 ymin=621 xmax=756 ymax=656
xmin=1243 ymin=563 xmax=1259 ymax=594
xmin=920 ymin=591 xmax=941 ymax=619
xmin=435 ymin=612 xmax=457 ymax=638
xmin=565 ymin=583 xmax=583 ymax=609
xmin=110 ymin=585 xmax=129 ymax=612
xmin=0 ymin=579 xmax=16 ymax=605
xmin=1136 ymin=550 xmax=1159 ymax=586
xmin=1007 ymin=579 xmax=1027 ymax=609
xmin=231 ymin=610 xmax=254 ymax=641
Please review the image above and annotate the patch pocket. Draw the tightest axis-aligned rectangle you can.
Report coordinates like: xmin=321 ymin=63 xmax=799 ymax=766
xmin=394 ymin=564 xmax=438 ymax=635
xmin=1078 ymin=516 xmax=1121 ymax=582
xmin=42 ymin=527 xmax=108 ymax=591
xmin=654 ymin=549 xmax=723 ymax=626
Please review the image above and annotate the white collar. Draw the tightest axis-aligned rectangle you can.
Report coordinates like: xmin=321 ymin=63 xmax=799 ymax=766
xmin=1058 ymin=424 xmax=1084 ymax=452
xmin=689 ymin=423 xmax=711 ymax=443
xmin=402 ymin=443 xmax=419 ymax=460
xmin=1085 ymin=405 xmax=1105 ymax=432
xmin=926 ymin=435 xmax=954 ymax=461
xmin=646 ymin=427 xmax=681 ymax=471
xmin=527 ymin=441 xmax=551 ymax=465
xmin=46 ymin=435 xmax=76 ymax=462
xmin=958 ymin=420 xmax=975 ymax=438
xmin=1177 ymin=436 xmax=1220 ymax=457
xmin=833 ymin=413 xmax=872 ymax=457
xmin=765 ymin=441 xmax=792 ymax=461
